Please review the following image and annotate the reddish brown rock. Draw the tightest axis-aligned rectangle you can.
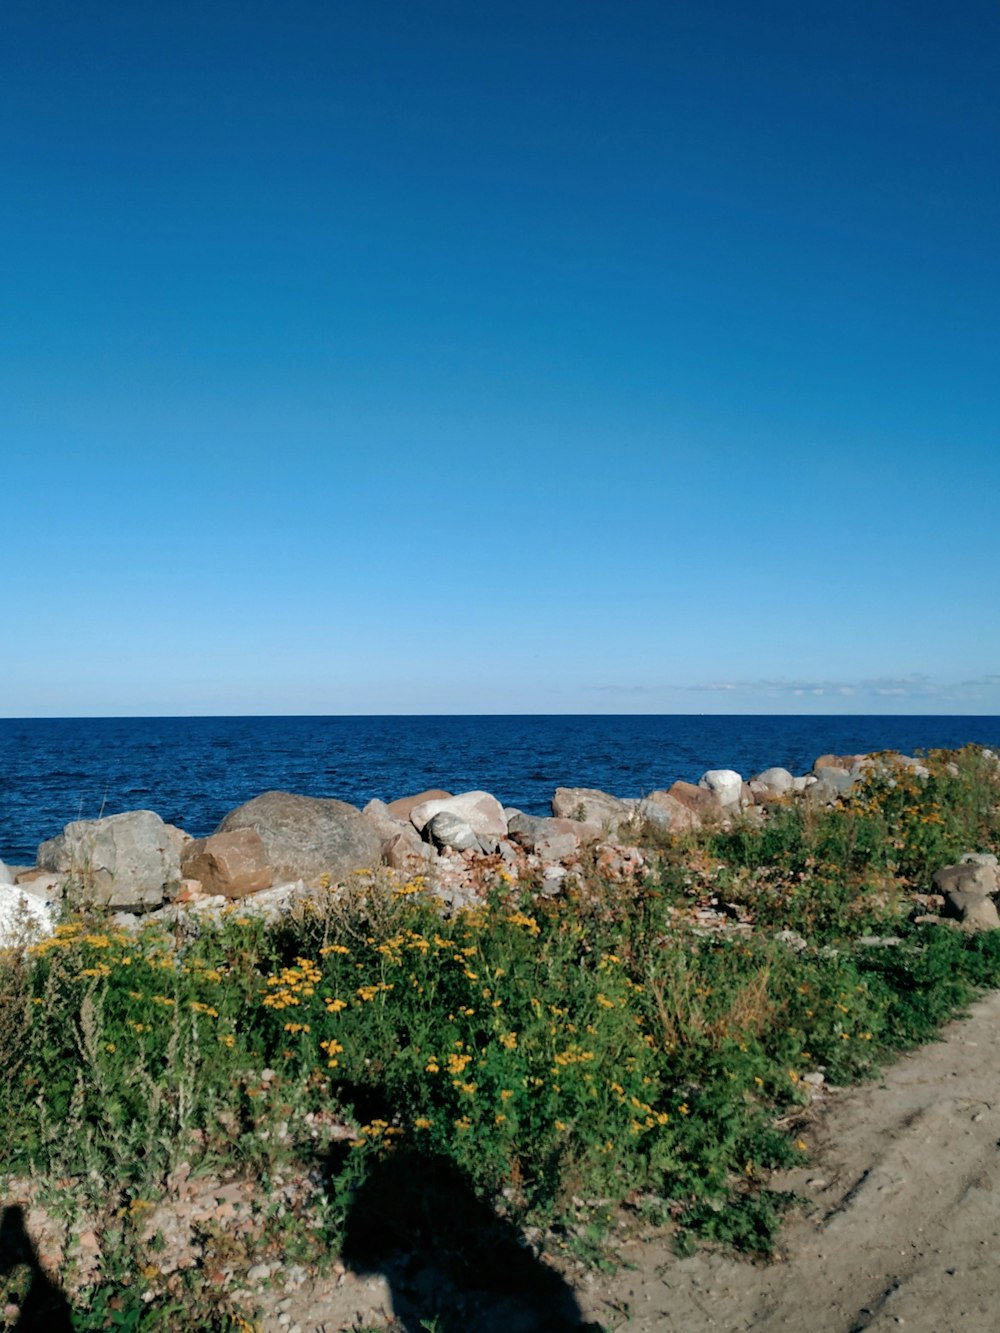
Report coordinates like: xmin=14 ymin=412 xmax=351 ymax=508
xmin=749 ymin=785 xmax=788 ymax=807
xmin=386 ymin=789 xmax=453 ymax=822
xmin=667 ymin=781 xmax=720 ymax=820
xmin=181 ymin=829 xmax=273 ymax=899
xmin=383 ymin=828 xmax=437 ymax=872
xmin=813 ymin=753 xmax=866 ymax=773
xmin=174 ymin=878 xmax=204 ymax=902
xmin=642 ymin=791 xmax=700 ymax=832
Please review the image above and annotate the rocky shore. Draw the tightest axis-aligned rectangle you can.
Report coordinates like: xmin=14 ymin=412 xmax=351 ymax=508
xmin=2 ymin=744 xmax=999 ymax=1331
xmin=2 ymin=748 xmax=997 ymax=946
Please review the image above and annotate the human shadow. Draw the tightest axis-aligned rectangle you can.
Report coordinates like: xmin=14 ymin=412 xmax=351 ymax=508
xmin=335 ymin=1142 xmax=596 ymax=1332
xmin=0 ymin=1205 xmax=74 ymax=1332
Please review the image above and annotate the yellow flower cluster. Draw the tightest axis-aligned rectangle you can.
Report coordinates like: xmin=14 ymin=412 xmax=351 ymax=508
xmin=319 ymin=1037 xmax=344 ymax=1067
xmin=261 ymin=957 xmax=321 ymax=1010
xmin=356 ymin=982 xmax=393 ymax=1002
xmin=552 ymin=1045 xmax=595 ymax=1069
xmin=392 ymin=876 xmax=427 ymax=897
xmin=351 ymin=1118 xmax=405 ymax=1147
xmin=505 ymin=911 xmax=540 ymax=936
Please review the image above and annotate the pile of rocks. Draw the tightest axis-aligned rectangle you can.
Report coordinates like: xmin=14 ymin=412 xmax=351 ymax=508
xmin=932 ymin=854 xmax=1000 ymax=930
xmin=1 ymin=750 xmax=996 ymax=945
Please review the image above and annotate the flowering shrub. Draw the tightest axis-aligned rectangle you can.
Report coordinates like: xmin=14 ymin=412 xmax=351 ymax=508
xmin=1 ymin=745 xmax=998 ymax=1326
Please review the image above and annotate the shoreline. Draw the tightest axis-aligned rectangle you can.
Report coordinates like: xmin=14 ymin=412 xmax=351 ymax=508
xmin=3 ymin=714 xmax=998 ymax=865
xmin=2 ymin=743 xmax=999 ymax=1330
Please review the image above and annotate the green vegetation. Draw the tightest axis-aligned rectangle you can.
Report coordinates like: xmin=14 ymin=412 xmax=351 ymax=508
xmin=1 ymin=746 xmax=999 ymax=1329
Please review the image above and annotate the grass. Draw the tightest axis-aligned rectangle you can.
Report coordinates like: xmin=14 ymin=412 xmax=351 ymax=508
xmin=0 ymin=745 xmax=998 ymax=1329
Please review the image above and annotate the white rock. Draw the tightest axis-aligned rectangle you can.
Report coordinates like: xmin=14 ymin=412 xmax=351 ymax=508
xmin=698 ymin=769 xmax=744 ymax=808
xmin=0 ymin=860 xmax=14 ymax=885
xmin=0 ymin=885 xmax=56 ymax=948
xmin=408 ymin=791 xmax=507 ymax=839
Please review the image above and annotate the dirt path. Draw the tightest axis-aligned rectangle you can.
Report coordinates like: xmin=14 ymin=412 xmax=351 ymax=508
xmin=276 ymin=990 xmax=1000 ymax=1332
xmin=580 ymin=987 xmax=1000 ymax=1332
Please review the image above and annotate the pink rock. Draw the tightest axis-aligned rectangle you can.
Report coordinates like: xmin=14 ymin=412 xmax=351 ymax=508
xmin=180 ymin=829 xmax=273 ymax=899
xmin=386 ymin=789 xmax=453 ymax=822
xmin=667 ymin=781 xmax=720 ymax=820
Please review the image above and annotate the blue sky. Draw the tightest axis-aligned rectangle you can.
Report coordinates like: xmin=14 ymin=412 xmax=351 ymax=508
xmin=3 ymin=0 xmax=998 ymax=716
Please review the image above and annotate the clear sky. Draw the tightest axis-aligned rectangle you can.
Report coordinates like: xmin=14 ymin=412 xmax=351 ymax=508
xmin=3 ymin=1 xmax=998 ymax=716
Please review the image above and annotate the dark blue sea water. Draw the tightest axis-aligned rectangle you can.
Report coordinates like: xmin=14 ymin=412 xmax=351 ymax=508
xmin=0 ymin=715 xmax=997 ymax=865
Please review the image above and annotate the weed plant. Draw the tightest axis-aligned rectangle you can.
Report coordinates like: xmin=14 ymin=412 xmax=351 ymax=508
xmin=0 ymin=746 xmax=998 ymax=1328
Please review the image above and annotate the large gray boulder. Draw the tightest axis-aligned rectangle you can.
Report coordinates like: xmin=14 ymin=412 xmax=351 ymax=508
xmin=551 ymin=787 xmax=633 ymax=831
xmin=216 ymin=791 xmax=382 ymax=884
xmin=752 ymin=767 xmax=795 ymax=795
xmin=38 ymin=810 xmax=187 ymax=909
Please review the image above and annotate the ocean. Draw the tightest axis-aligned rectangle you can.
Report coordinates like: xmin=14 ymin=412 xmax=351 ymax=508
xmin=1 ymin=714 xmax=997 ymax=865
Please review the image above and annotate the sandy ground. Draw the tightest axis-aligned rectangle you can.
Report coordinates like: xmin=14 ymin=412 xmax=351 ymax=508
xmin=278 ymin=987 xmax=1000 ymax=1333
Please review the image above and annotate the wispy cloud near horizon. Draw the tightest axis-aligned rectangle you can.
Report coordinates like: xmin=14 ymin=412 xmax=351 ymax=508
xmin=587 ymin=674 xmax=1000 ymax=706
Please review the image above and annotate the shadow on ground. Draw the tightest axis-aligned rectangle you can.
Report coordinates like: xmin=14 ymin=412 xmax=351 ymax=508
xmin=336 ymin=1145 xmax=597 ymax=1332
xmin=0 ymin=1205 xmax=73 ymax=1332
